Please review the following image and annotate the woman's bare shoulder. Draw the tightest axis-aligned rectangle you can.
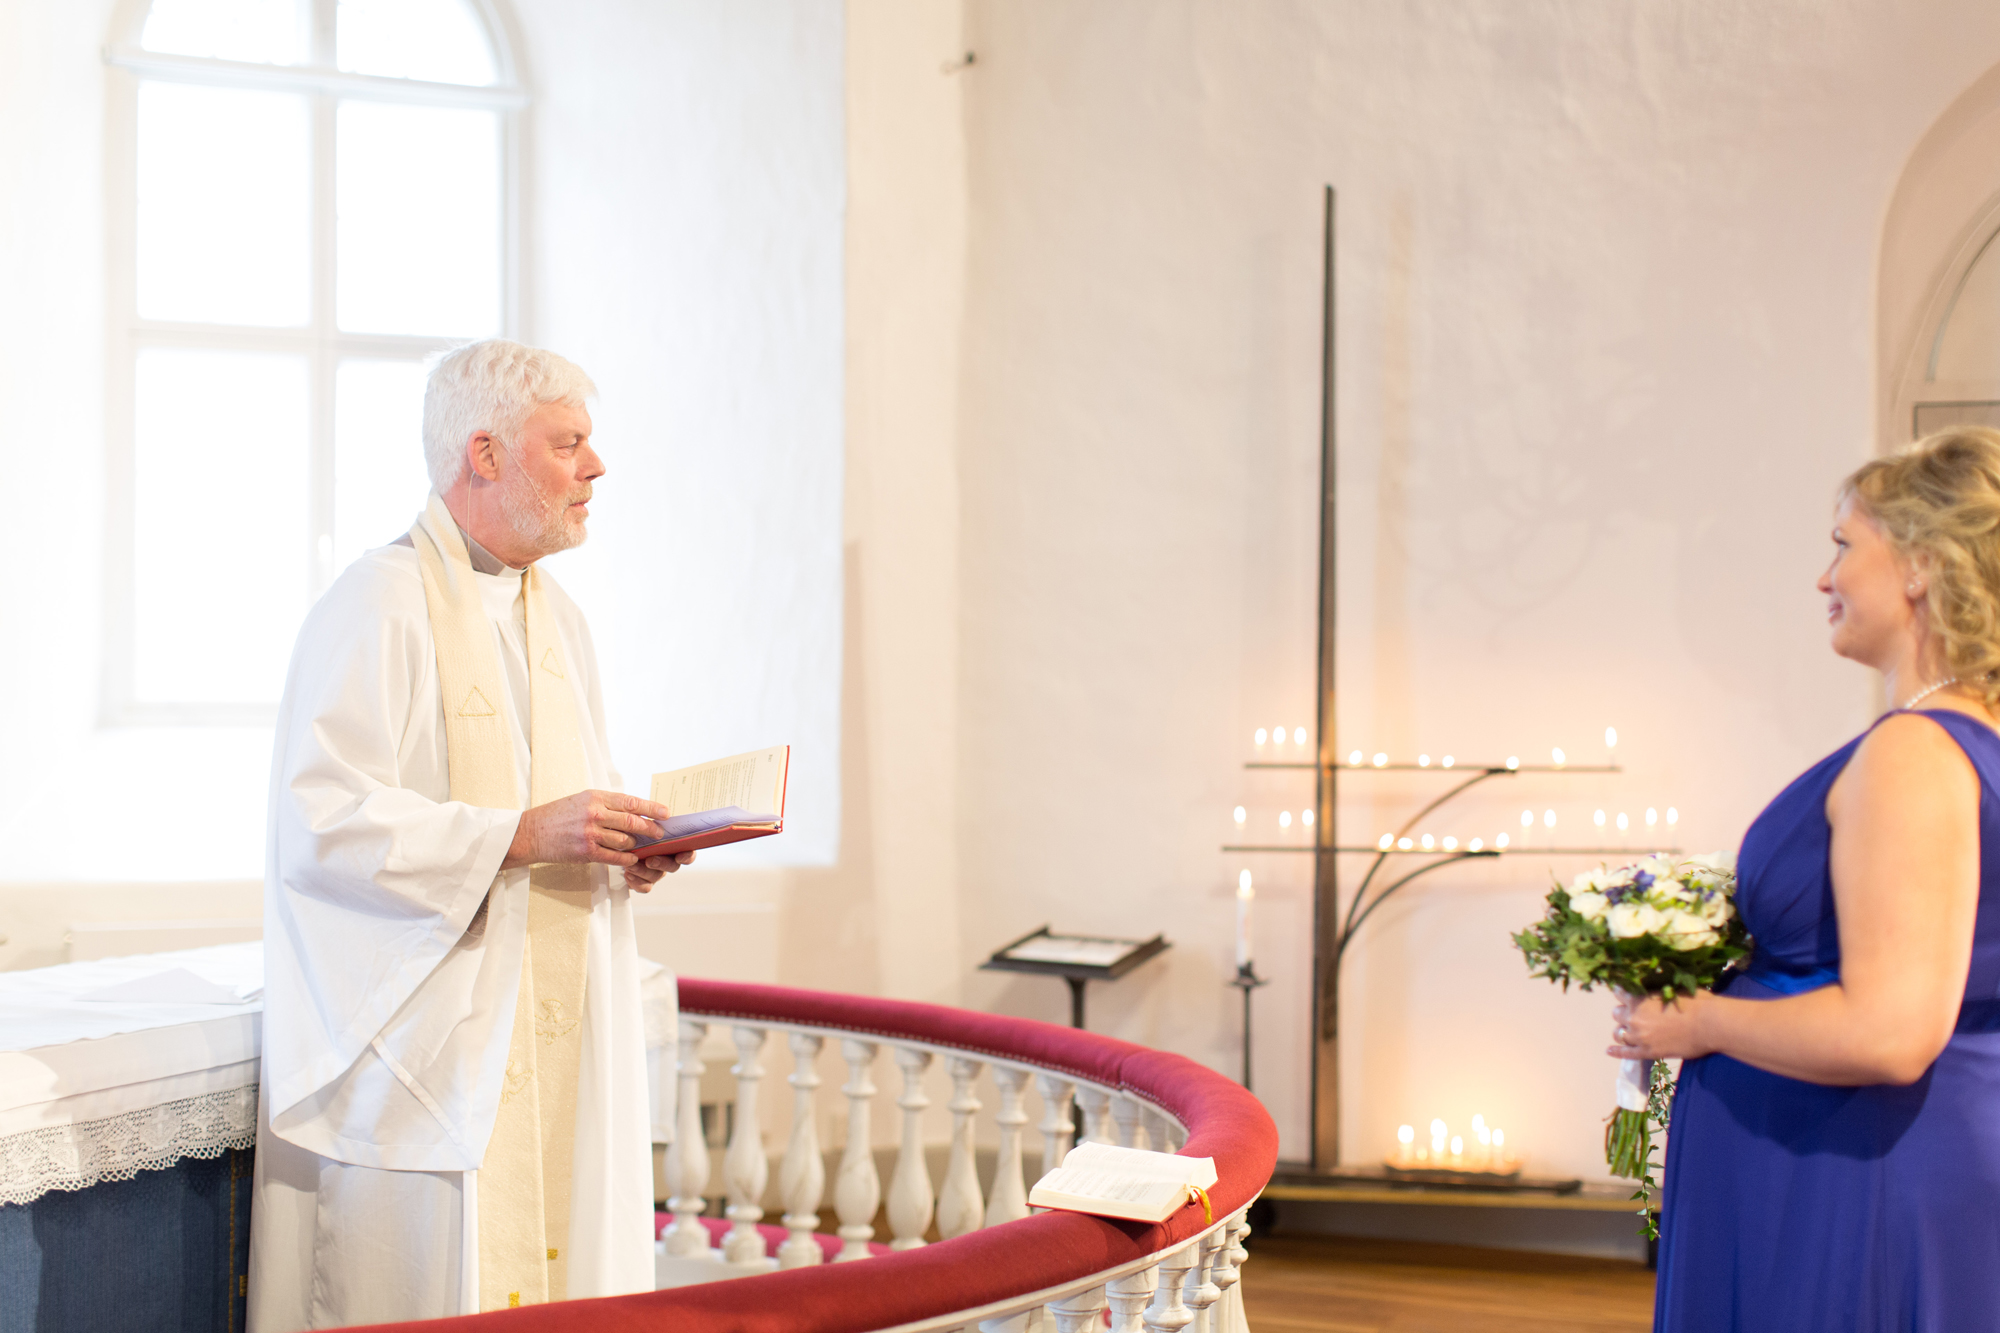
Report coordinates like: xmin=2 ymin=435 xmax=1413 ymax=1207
xmin=1845 ymin=710 xmax=1981 ymax=798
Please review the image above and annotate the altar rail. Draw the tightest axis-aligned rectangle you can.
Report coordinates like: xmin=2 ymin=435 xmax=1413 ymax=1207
xmin=361 ymin=978 xmax=1279 ymax=1332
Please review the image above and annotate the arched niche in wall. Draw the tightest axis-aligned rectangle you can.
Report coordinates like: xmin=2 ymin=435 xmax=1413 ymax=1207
xmin=1881 ymin=61 xmax=2000 ymax=444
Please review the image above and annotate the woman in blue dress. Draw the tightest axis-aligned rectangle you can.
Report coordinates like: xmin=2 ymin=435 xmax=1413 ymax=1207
xmin=1616 ymin=427 xmax=2000 ymax=1331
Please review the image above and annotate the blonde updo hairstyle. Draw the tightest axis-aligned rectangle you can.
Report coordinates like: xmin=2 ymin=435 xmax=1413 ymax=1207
xmin=1841 ymin=426 xmax=2000 ymax=707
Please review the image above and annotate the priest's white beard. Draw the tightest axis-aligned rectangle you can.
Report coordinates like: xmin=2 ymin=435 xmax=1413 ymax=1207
xmin=500 ymin=461 xmax=590 ymax=558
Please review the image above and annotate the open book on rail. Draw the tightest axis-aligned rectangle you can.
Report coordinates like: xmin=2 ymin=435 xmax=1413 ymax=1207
xmin=1027 ymin=1140 xmax=1219 ymax=1225
xmin=629 ymin=745 xmax=789 ymax=856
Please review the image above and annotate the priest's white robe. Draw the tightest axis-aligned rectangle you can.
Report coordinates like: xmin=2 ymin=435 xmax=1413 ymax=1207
xmin=248 ymin=540 xmax=655 ymax=1331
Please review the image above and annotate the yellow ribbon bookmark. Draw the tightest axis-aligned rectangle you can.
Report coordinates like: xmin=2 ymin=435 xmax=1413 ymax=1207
xmin=1186 ymin=1184 xmax=1213 ymax=1225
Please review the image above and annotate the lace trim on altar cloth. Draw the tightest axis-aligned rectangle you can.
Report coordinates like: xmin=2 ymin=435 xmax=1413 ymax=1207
xmin=0 ymin=1085 xmax=258 ymax=1208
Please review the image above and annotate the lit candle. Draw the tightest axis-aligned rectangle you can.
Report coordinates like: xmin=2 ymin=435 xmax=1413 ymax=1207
xmin=1543 ymin=809 xmax=1556 ymax=829
xmin=1302 ymin=808 xmax=1314 ymax=827
xmin=1450 ymin=1135 xmax=1464 ymax=1161
xmin=1506 ymin=755 xmax=1520 ymax=770
xmin=1372 ymin=752 xmax=1388 ymax=768
xmin=1469 ymin=837 xmax=1484 ymax=851
xmin=1396 ymin=1123 xmax=1415 ymax=1165
xmin=1605 ymin=725 xmax=1618 ymax=750
xmin=1377 ymin=833 xmax=1393 ymax=850
xmin=1442 ymin=755 xmax=1455 ymax=768
xmin=1235 ymin=870 xmax=1254 ymax=969
xmin=1667 ymin=806 xmax=1680 ymax=826
xmin=1347 ymin=750 xmax=1363 ymax=766
xmin=1255 ymin=728 xmax=1268 ymax=747
xmin=1420 ymin=834 xmax=1434 ymax=850
xmin=1273 ymin=724 xmax=1288 ymax=748
xmin=1279 ymin=811 xmax=1293 ymax=829
xmin=1293 ymin=727 xmax=1307 ymax=745
xmin=1495 ymin=832 xmax=1510 ymax=849
xmin=1417 ymin=754 xmax=1431 ymax=768
xmin=1430 ymin=1119 xmax=1447 ymax=1159
xmin=1552 ymin=747 xmax=1566 ymax=767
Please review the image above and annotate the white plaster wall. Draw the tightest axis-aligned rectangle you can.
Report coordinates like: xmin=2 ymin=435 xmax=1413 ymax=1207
xmin=947 ymin=1 xmax=2000 ymax=1176
xmin=515 ymin=0 xmax=847 ymax=867
xmin=0 ymin=0 xmax=113 ymax=852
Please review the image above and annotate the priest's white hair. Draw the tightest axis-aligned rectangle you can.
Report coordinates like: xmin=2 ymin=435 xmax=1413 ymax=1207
xmin=422 ymin=339 xmax=598 ymax=491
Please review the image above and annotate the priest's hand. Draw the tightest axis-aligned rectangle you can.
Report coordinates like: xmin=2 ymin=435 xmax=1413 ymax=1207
xmin=624 ymin=849 xmax=695 ymax=891
xmin=504 ymin=790 xmax=692 ymax=880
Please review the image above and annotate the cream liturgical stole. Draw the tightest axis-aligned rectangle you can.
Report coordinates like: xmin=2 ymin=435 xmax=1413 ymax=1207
xmin=410 ymin=493 xmax=593 ymax=1312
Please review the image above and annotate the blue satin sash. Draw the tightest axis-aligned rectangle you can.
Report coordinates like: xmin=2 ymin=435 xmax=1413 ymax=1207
xmin=1741 ymin=961 xmax=1839 ymax=996
xmin=1741 ymin=962 xmax=2000 ymax=1034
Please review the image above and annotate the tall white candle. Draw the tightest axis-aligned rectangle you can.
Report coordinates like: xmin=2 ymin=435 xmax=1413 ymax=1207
xmin=1235 ymin=870 xmax=1254 ymax=969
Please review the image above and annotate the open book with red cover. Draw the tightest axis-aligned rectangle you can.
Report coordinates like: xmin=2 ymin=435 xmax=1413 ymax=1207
xmin=629 ymin=745 xmax=789 ymax=857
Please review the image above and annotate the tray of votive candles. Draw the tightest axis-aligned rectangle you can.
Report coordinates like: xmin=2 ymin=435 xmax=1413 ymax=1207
xmin=1384 ymin=1116 xmax=1522 ymax=1182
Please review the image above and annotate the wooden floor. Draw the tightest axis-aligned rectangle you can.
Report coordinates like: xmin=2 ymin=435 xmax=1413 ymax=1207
xmin=1238 ymin=1234 xmax=1655 ymax=1333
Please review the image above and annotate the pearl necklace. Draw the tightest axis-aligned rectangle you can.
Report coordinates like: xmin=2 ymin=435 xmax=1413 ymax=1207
xmin=1900 ymin=676 xmax=1961 ymax=709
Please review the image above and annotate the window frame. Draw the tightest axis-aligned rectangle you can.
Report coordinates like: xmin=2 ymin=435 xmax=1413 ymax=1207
xmin=100 ymin=0 xmax=528 ymax=725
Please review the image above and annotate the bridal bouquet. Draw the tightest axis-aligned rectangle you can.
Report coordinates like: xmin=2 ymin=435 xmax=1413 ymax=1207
xmin=1512 ymin=853 xmax=1748 ymax=1229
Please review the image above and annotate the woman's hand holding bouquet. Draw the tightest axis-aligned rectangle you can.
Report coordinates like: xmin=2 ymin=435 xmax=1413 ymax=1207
xmin=1513 ymin=852 xmax=1749 ymax=1233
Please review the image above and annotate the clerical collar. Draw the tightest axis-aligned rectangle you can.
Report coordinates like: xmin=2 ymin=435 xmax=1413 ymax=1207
xmin=461 ymin=527 xmax=523 ymax=576
xmin=393 ymin=523 xmax=524 ymax=576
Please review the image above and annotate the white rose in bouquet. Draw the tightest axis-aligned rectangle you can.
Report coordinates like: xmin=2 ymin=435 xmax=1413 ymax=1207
xmin=1661 ymin=909 xmax=1719 ymax=951
xmin=1606 ymin=901 xmax=1667 ymax=939
xmin=1570 ymin=890 xmax=1610 ymax=921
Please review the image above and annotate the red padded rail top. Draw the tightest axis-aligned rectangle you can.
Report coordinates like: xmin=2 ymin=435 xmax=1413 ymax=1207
xmin=347 ymin=978 xmax=1278 ymax=1333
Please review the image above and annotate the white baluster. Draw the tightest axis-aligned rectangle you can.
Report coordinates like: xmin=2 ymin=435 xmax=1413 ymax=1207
xmin=834 ymin=1039 xmax=881 ymax=1261
xmin=985 ymin=1065 xmax=1032 ymax=1226
xmin=722 ymin=1025 xmax=772 ymax=1265
xmin=1209 ymin=1217 xmax=1242 ymax=1302
xmin=1213 ymin=1213 xmax=1251 ymax=1333
xmin=1145 ymin=1106 xmax=1181 ymax=1154
xmin=937 ymin=1056 xmax=986 ymax=1239
xmin=777 ymin=1032 xmax=826 ymax=1267
xmin=887 ymin=1045 xmax=935 ymax=1249
xmin=1183 ymin=1230 xmax=1225 ymax=1333
xmin=1107 ymin=1264 xmax=1158 ymax=1333
xmin=1036 ymin=1073 xmax=1076 ymax=1178
xmin=1076 ymin=1085 xmax=1114 ymax=1145
xmin=1047 ymin=1286 xmax=1108 ymax=1333
xmin=1111 ymin=1096 xmax=1149 ymax=1150
xmin=1143 ymin=1244 xmax=1197 ymax=1333
xmin=663 ymin=1019 xmax=711 ymax=1256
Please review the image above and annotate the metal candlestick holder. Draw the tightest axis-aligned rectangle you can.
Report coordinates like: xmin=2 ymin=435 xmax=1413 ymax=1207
xmin=1229 ymin=961 xmax=1271 ymax=1089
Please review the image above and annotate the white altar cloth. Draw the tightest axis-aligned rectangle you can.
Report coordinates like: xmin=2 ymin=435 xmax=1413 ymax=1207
xmin=0 ymin=943 xmax=265 ymax=1206
xmin=1 ymin=943 xmax=676 ymax=1209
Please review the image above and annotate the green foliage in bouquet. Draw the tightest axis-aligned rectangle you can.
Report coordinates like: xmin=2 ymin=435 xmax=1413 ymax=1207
xmin=1512 ymin=861 xmax=1750 ymax=1002
xmin=1512 ymin=854 xmax=1750 ymax=1238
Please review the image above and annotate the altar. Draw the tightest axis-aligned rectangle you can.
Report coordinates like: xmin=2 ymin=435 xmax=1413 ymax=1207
xmin=0 ymin=945 xmax=263 ymax=1333
xmin=0 ymin=944 xmax=680 ymax=1333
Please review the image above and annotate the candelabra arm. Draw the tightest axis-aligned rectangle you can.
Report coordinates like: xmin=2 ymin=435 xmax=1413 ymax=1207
xmin=1337 ymin=852 xmax=1499 ymax=961
xmin=1338 ymin=768 xmax=1507 ymax=943
xmin=1393 ymin=769 xmax=1508 ymax=838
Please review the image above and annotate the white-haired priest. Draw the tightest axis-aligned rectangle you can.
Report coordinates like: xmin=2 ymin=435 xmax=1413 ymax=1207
xmin=248 ymin=339 xmax=690 ymax=1330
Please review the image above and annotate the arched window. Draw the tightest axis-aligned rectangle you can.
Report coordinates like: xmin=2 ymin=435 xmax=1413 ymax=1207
xmin=1907 ymin=217 xmax=2000 ymax=437
xmin=104 ymin=0 xmax=523 ymax=721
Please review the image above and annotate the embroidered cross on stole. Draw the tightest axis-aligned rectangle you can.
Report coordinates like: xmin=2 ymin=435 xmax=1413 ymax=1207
xmin=410 ymin=492 xmax=593 ymax=1312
